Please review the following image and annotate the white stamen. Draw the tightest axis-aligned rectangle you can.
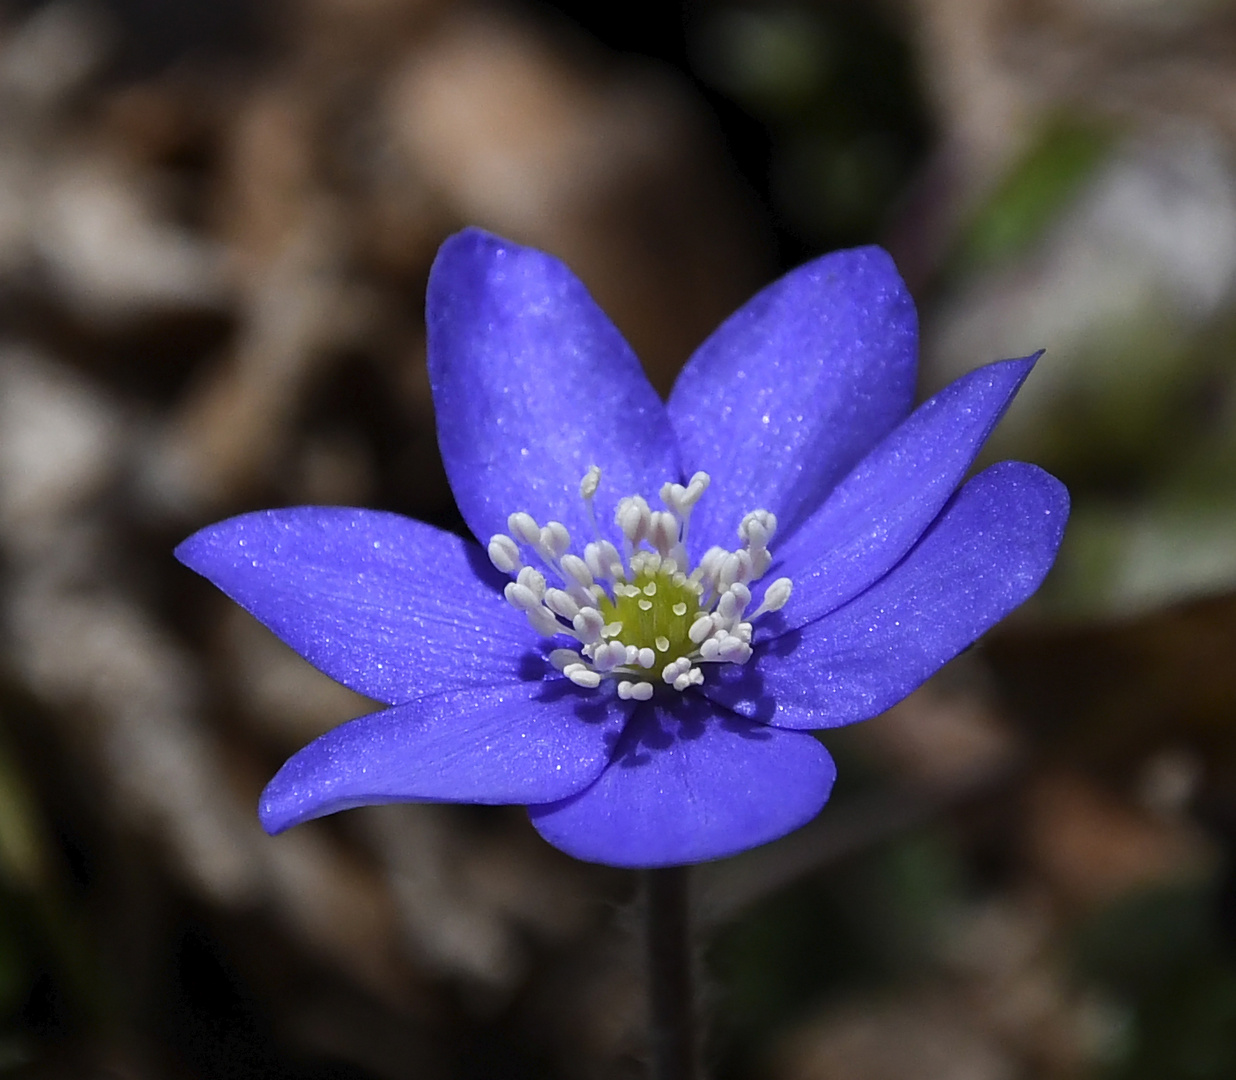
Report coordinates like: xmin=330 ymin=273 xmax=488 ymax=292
xmin=503 ymin=582 xmax=540 ymax=612
xmin=549 ymin=648 xmax=582 ymax=671
xmin=508 ymin=512 xmax=541 ymax=547
xmin=717 ymin=550 xmax=753 ymax=588
xmin=676 ymin=668 xmax=704 ymax=691
xmin=540 ymin=521 xmax=571 ymax=560
xmin=580 ymin=465 xmax=601 ymax=500
xmin=516 ymin=566 xmax=546 ymax=599
xmin=616 ymin=496 xmax=651 ymax=546
xmin=648 ymin=510 xmax=679 ymax=558
xmin=564 ymin=664 xmax=601 ymax=689
xmin=543 ymin=588 xmax=580 ymax=620
xmin=738 ymin=510 xmax=777 ymax=549
xmin=592 ymin=641 xmax=626 ymax=671
xmin=488 ymin=534 xmax=522 ymax=573
xmin=637 ymin=647 xmax=656 ymax=669
xmin=560 ymin=554 xmax=593 ymax=588
xmin=584 ymin=540 xmax=623 ymax=582
xmin=618 ymin=680 xmax=654 ymax=701
xmin=716 ymin=583 xmax=751 ymax=625
xmin=750 ymin=548 xmax=773 ymax=579
xmin=662 ymin=657 xmax=691 ymax=684
xmin=754 ymin=577 xmax=793 ymax=616
xmin=572 ymin=608 xmax=605 ymax=644
xmin=526 ymin=605 xmax=562 ymax=637
xmin=693 ymin=546 xmax=728 ymax=594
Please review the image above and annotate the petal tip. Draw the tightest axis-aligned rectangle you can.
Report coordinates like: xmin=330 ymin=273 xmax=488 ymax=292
xmin=258 ymin=787 xmax=297 ymax=835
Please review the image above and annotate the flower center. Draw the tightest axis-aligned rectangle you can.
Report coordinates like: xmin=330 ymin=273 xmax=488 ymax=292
xmin=486 ymin=468 xmax=791 ymax=701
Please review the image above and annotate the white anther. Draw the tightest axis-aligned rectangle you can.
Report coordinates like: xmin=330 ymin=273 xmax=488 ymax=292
xmin=694 ymin=546 xmax=728 ymax=590
xmin=616 ymin=496 xmax=651 ymax=545
xmin=673 ymin=672 xmax=694 ymax=692
xmin=584 ymin=540 xmax=623 ymax=582
xmin=738 ymin=510 xmax=777 ymax=549
xmin=699 ymin=636 xmax=721 ymax=660
xmin=488 ymin=534 xmax=522 ymax=574
xmin=544 ymin=588 xmax=581 ymax=620
xmin=718 ymin=549 xmax=753 ymax=588
xmin=516 ymin=566 xmax=546 ymax=599
xmin=540 ymin=521 xmax=571 ymax=559
xmin=526 ymin=605 xmax=563 ymax=637
xmin=573 ymin=608 xmax=605 ymax=644
xmin=721 ymin=582 xmax=751 ymax=619
xmin=637 ymin=648 xmax=656 ymax=669
xmin=560 ymin=554 xmax=594 ymax=588
xmin=549 ymin=649 xmax=582 ymax=671
xmin=717 ymin=636 xmax=752 ymax=663
xmin=659 ymin=481 xmax=684 ymax=512
xmin=757 ymin=577 xmax=793 ymax=615
xmin=660 ymin=471 xmax=711 ymax=518
xmin=580 ymin=465 xmax=601 ymax=500
xmin=625 ymin=645 xmax=640 ymax=665
xmin=592 ymin=641 xmax=626 ymax=671
xmin=688 ymin=614 xmax=715 ymax=644
xmin=618 ymin=680 xmax=654 ymax=701
xmin=508 ymin=512 xmax=541 ymax=546
xmin=648 ymin=510 xmax=680 ymax=557
xmin=564 ymin=664 xmax=602 ymax=689
xmin=503 ymin=582 xmax=540 ymax=612
xmin=662 ymin=658 xmax=691 ymax=684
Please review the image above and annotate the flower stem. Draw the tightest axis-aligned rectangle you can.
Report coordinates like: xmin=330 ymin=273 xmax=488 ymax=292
xmin=644 ymin=866 xmax=701 ymax=1080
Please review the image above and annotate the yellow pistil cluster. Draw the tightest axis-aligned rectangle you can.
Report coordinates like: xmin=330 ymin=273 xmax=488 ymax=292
xmin=597 ymin=556 xmax=702 ymax=668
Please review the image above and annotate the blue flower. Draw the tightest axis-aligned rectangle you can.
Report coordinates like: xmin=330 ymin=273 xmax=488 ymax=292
xmin=176 ymin=228 xmax=1067 ymax=868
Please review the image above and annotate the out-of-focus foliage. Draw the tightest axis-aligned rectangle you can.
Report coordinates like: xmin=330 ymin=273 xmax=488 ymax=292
xmin=0 ymin=0 xmax=1235 ymax=1077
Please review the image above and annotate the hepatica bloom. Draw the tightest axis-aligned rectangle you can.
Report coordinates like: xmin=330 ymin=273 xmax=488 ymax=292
xmin=176 ymin=228 xmax=1067 ymax=868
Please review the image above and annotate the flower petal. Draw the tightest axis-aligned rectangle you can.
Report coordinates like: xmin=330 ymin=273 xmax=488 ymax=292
xmin=528 ymin=695 xmax=836 ymax=867
xmin=703 ymin=461 xmax=1068 ymax=729
xmin=427 ymin=228 xmax=679 ymax=545
xmin=772 ymin=355 xmax=1038 ymax=630
xmin=667 ymin=246 xmax=917 ymax=549
xmin=260 ymin=681 xmax=624 ymax=832
xmin=175 ymin=506 xmax=535 ymax=705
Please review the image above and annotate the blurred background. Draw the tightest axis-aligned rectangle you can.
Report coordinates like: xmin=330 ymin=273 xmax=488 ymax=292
xmin=1 ymin=0 xmax=1235 ymax=1076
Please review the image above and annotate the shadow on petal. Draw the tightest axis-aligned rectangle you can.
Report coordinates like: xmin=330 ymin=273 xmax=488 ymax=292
xmin=528 ymin=693 xmax=836 ymax=867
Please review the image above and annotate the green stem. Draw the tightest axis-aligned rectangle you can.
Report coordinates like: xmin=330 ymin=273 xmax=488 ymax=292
xmin=644 ymin=866 xmax=701 ymax=1080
